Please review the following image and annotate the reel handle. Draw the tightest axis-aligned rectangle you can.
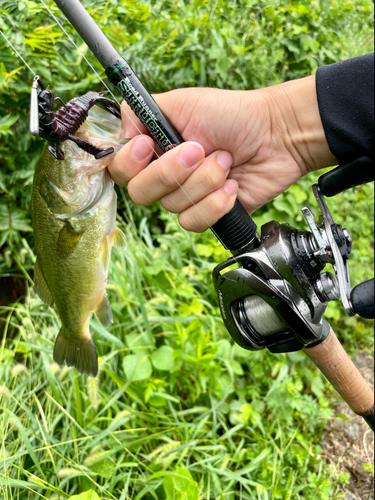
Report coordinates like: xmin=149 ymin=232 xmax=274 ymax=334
xmin=351 ymin=278 xmax=375 ymax=319
xmin=304 ymin=326 xmax=374 ymax=431
xmin=318 ymin=156 xmax=375 ymax=197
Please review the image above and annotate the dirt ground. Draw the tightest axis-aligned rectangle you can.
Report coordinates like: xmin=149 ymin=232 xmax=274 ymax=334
xmin=322 ymin=353 xmax=374 ymax=500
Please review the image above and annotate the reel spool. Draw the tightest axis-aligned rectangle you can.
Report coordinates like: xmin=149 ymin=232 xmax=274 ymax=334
xmin=243 ymin=296 xmax=287 ymax=338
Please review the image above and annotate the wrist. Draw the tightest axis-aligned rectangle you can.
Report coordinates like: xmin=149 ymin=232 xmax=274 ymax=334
xmin=264 ymin=75 xmax=337 ymax=174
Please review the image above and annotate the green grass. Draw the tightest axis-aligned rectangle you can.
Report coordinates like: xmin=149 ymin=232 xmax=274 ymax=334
xmin=1 ymin=197 xmax=369 ymax=499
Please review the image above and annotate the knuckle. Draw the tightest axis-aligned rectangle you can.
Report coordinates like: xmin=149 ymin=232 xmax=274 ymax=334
xmin=127 ymin=183 xmax=147 ymax=205
xmin=200 ymin=165 xmax=226 ymax=192
xmin=211 ymin=193 xmax=231 ymax=219
xmin=178 ymin=212 xmax=199 ymax=233
xmin=158 ymin=165 xmax=178 ymax=190
xmin=108 ymin=165 xmax=128 ymax=187
xmin=160 ymin=196 xmax=179 ymax=214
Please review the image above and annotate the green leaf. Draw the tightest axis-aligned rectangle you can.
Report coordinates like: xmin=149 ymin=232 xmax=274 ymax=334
xmin=230 ymin=360 xmax=244 ymax=376
xmin=0 ymin=348 xmax=15 ymax=361
xmin=151 ymin=346 xmax=175 ymax=371
xmin=273 ymin=198 xmax=294 ymax=215
xmin=216 ymin=339 xmax=232 ymax=359
xmin=284 ymin=40 xmax=300 ymax=55
xmin=123 ymin=353 xmax=152 ymax=382
xmin=126 ymin=332 xmax=151 ymax=351
xmin=310 ymin=376 xmax=325 ymax=399
xmin=164 ymin=468 xmax=199 ymax=500
xmin=146 ymin=259 xmax=168 ymax=276
xmin=84 ymin=449 xmax=115 ymax=479
xmin=69 ymin=491 xmax=103 ymax=500
xmin=218 ymin=57 xmax=231 ymax=75
xmin=196 ymin=244 xmax=213 ymax=257
xmin=0 ymin=113 xmax=19 ymax=136
xmin=0 ymin=203 xmax=32 ymax=232
xmin=231 ymin=44 xmax=248 ymax=56
xmin=289 ymin=185 xmax=308 ymax=204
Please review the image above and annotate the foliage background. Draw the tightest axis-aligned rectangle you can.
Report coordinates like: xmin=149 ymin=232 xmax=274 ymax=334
xmin=0 ymin=0 xmax=374 ymax=499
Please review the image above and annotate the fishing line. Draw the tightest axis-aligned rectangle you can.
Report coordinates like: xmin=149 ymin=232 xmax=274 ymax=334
xmin=39 ymin=0 xmax=120 ymax=104
xmin=0 ymin=29 xmax=37 ymax=76
xmin=38 ymin=0 xmax=238 ymax=258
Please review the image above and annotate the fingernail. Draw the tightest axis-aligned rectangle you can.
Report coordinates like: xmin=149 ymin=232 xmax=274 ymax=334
xmin=224 ymin=179 xmax=238 ymax=196
xmin=217 ymin=151 xmax=233 ymax=172
xmin=179 ymin=143 xmax=204 ymax=168
xmin=131 ymin=136 xmax=153 ymax=161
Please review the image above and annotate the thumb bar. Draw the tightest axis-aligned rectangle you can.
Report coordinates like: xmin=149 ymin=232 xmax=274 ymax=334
xmin=304 ymin=326 xmax=374 ymax=431
xmin=52 ymin=0 xmax=259 ymax=253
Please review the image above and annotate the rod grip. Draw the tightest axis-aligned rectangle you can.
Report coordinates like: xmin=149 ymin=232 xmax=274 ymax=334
xmin=304 ymin=327 xmax=374 ymax=427
xmin=211 ymin=200 xmax=259 ymax=253
xmin=351 ymin=279 xmax=375 ymax=319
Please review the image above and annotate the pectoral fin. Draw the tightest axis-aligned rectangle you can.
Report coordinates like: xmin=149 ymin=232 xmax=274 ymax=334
xmin=34 ymin=260 xmax=54 ymax=306
xmin=94 ymin=293 xmax=113 ymax=328
xmin=111 ymin=227 xmax=127 ymax=251
xmin=58 ymin=222 xmax=83 ymax=258
xmin=101 ymin=235 xmax=111 ymax=271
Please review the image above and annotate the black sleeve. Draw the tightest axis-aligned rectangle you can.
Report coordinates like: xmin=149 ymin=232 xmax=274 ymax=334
xmin=316 ymin=53 xmax=374 ymax=165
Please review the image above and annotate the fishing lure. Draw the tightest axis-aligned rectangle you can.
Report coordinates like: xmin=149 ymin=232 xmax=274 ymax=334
xmin=30 ymin=75 xmax=122 ymax=160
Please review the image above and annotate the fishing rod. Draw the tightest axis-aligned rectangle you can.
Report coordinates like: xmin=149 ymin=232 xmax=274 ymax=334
xmin=48 ymin=0 xmax=374 ymax=430
xmin=50 ymin=0 xmax=258 ymax=258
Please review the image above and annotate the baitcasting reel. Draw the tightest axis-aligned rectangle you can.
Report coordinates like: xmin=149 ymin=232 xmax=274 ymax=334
xmin=212 ymin=158 xmax=375 ymax=354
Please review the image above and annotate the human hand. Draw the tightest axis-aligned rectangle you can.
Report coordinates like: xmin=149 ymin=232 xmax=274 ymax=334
xmin=109 ymin=75 xmax=337 ymax=232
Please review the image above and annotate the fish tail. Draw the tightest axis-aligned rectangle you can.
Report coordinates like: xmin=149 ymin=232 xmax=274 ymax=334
xmin=53 ymin=328 xmax=98 ymax=378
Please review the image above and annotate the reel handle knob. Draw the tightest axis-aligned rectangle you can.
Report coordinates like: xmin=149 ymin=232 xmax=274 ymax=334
xmin=318 ymin=156 xmax=374 ymax=197
xmin=350 ymin=279 xmax=375 ymax=319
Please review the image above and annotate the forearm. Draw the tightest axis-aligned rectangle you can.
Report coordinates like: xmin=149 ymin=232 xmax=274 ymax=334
xmin=264 ymin=75 xmax=338 ymax=174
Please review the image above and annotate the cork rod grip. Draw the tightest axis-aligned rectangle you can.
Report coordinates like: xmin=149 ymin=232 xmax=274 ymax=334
xmin=304 ymin=328 xmax=374 ymax=418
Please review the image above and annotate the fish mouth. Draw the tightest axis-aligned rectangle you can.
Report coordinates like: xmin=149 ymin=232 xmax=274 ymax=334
xmin=51 ymin=105 xmax=128 ymax=219
xmin=70 ymin=104 xmax=130 ymax=170
xmin=80 ymin=105 xmax=130 ymax=142
xmin=74 ymin=130 xmax=127 ymax=160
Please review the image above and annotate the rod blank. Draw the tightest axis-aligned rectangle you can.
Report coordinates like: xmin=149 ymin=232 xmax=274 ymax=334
xmin=53 ymin=0 xmax=120 ymax=68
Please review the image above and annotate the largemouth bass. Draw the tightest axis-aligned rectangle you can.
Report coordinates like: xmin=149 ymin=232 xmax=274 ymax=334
xmin=32 ymin=106 xmax=128 ymax=377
